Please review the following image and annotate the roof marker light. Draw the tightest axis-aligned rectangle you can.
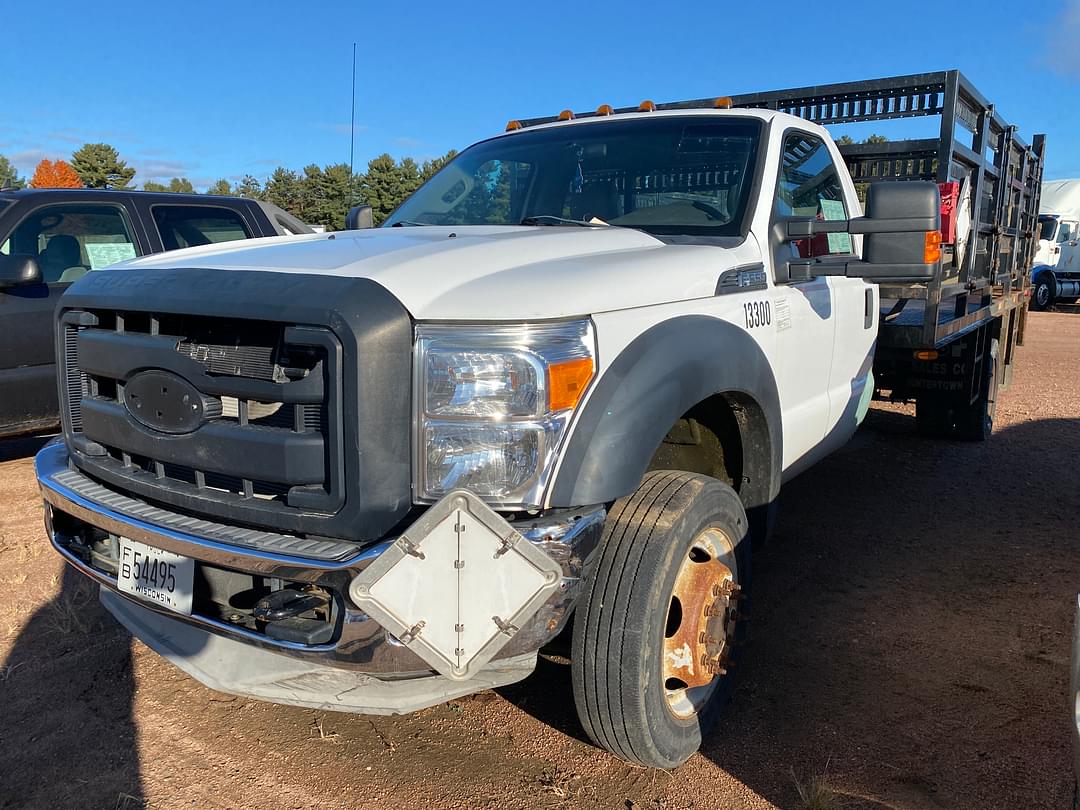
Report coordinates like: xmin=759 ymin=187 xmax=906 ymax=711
xmin=558 ymin=109 xmax=574 ymax=121
xmin=596 ymin=104 xmax=614 ymax=116
xmin=505 ymin=120 xmax=523 ymax=131
xmin=638 ymin=100 xmax=656 ymax=112
xmin=713 ymin=96 xmax=733 ymax=109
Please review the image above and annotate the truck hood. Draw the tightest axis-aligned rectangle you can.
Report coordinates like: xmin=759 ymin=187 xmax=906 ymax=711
xmin=120 ymin=226 xmax=760 ymax=320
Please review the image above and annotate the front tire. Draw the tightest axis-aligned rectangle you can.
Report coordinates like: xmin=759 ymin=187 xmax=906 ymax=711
xmin=1031 ymin=273 xmax=1056 ymax=311
xmin=571 ymin=471 xmax=750 ymax=768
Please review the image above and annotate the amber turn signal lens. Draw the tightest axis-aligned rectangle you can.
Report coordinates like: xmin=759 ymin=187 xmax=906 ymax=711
xmin=913 ymin=350 xmax=940 ymax=361
xmin=557 ymin=109 xmax=574 ymax=121
xmin=924 ymin=231 xmax=942 ymax=264
xmin=713 ymin=96 xmax=733 ymax=109
xmin=638 ymin=99 xmax=656 ymax=112
xmin=505 ymin=120 xmax=523 ymax=131
xmin=548 ymin=357 xmax=594 ymax=412
xmin=596 ymin=104 xmax=614 ymax=116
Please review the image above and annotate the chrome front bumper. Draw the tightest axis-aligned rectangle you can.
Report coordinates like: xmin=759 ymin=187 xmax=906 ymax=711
xmin=36 ymin=441 xmax=604 ymax=690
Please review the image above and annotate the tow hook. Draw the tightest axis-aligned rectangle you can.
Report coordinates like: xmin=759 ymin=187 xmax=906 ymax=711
xmin=253 ymin=587 xmax=333 ymax=645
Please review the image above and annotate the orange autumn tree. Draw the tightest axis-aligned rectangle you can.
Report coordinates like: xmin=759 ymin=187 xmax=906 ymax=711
xmin=30 ymin=159 xmax=83 ymax=189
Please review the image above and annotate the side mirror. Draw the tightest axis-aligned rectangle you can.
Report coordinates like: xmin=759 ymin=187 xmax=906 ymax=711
xmin=0 ymin=254 xmax=42 ymax=288
xmin=777 ymin=181 xmax=942 ymax=283
xmin=346 ymin=204 xmax=374 ymax=230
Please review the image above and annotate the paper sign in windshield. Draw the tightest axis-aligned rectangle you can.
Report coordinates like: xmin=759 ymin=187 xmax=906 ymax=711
xmin=819 ymin=198 xmax=852 ymax=254
xmin=85 ymin=242 xmax=136 ymax=269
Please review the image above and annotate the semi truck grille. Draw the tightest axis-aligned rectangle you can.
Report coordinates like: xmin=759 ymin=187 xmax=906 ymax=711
xmin=58 ymin=309 xmax=344 ymax=529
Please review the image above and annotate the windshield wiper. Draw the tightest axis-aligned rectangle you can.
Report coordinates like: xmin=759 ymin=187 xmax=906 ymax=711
xmin=390 ymin=220 xmax=430 ymax=227
xmin=520 ymin=215 xmax=609 ymax=227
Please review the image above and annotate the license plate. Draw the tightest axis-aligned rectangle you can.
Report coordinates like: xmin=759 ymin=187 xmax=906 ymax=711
xmin=117 ymin=538 xmax=194 ymax=616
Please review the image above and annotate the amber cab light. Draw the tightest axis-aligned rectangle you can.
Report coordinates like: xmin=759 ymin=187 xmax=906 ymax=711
xmin=505 ymin=120 xmax=523 ymax=132
xmin=713 ymin=96 xmax=733 ymax=109
xmin=638 ymin=99 xmax=656 ymax=112
xmin=557 ymin=109 xmax=574 ymax=121
xmin=596 ymin=104 xmax=614 ymax=116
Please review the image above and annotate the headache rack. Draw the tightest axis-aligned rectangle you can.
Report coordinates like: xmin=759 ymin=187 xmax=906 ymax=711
xmin=516 ymin=70 xmax=1046 ymax=352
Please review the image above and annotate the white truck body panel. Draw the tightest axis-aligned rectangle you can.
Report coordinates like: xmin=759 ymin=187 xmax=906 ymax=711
xmin=122 ymin=110 xmax=874 ymax=489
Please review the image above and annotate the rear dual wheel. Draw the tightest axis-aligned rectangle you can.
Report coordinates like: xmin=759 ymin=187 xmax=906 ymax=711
xmin=571 ymin=471 xmax=750 ymax=768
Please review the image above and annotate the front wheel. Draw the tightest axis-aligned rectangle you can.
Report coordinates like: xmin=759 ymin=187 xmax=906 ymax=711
xmin=571 ymin=471 xmax=751 ymax=768
xmin=1031 ymin=273 xmax=1056 ymax=311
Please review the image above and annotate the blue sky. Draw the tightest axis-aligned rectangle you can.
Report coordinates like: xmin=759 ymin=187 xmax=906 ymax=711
xmin=3 ymin=0 xmax=1079 ymax=190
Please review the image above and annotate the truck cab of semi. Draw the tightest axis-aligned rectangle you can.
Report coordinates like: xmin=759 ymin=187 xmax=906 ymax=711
xmin=34 ymin=71 xmax=1043 ymax=768
xmin=1032 ymin=179 xmax=1080 ymax=310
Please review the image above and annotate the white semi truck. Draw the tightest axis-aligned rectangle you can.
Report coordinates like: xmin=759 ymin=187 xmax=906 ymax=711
xmin=30 ymin=71 xmax=1043 ymax=768
xmin=1032 ymin=178 xmax=1080 ymax=309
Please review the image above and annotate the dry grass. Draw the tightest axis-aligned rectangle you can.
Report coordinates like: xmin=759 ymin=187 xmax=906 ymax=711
xmin=43 ymin=580 xmax=96 ymax=636
xmin=114 ymin=793 xmax=146 ymax=810
xmin=792 ymin=767 xmax=841 ymax=810
xmin=309 ymin=717 xmax=341 ymax=743
xmin=0 ymin=661 xmax=27 ymax=682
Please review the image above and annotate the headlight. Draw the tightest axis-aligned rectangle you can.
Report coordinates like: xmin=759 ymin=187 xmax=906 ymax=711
xmin=414 ymin=320 xmax=595 ymax=507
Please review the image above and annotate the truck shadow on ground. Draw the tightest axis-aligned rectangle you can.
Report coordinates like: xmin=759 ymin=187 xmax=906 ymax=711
xmin=1 ymin=566 xmax=143 ymax=809
xmin=502 ymin=410 xmax=1080 ymax=809
xmin=0 ymin=433 xmax=144 ymax=809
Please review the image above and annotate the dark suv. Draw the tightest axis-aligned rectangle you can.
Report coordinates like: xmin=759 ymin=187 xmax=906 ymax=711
xmin=0 ymin=188 xmax=311 ymax=437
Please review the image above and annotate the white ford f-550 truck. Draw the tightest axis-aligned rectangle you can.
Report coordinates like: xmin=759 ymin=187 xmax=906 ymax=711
xmin=34 ymin=71 xmax=1043 ymax=767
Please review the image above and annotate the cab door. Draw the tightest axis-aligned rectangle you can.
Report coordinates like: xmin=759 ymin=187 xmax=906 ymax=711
xmin=0 ymin=199 xmax=144 ymax=435
xmin=768 ymin=130 xmax=839 ymax=475
xmin=1057 ymin=219 xmax=1080 ymax=272
xmin=768 ymin=129 xmax=875 ymax=477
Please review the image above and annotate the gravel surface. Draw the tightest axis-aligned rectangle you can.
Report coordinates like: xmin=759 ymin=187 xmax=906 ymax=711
xmin=1 ymin=311 xmax=1077 ymax=810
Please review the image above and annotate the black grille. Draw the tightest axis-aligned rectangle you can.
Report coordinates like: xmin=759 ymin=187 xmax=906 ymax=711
xmin=59 ymin=308 xmax=344 ymax=523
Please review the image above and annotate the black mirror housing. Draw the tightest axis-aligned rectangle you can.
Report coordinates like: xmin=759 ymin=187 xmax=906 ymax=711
xmin=0 ymin=254 xmax=42 ymax=288
xmin=778 ymin=181 xmax=942 ymax=283
xmin=859 ymin=182 xmax=941 ymax=278
xmin=346 ymin=204 xmax=374 ymax=230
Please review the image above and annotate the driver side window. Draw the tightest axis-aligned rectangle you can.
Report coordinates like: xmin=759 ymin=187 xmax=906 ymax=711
xmin=1058 ymin=221 xmax=1076 ymax=243
xmin=8 ymin=204 xmax=137 ymax=284
xmin=776 ymin=132 xmax=852 ymax=258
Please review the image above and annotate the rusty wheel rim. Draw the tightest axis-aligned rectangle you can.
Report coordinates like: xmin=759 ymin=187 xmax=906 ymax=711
xmin=661 ymin=526 xmax=740 ymax=720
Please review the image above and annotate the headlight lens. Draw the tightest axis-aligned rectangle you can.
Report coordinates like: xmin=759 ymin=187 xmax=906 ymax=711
xmin=415 ymin=320 xmax=595 ymax=507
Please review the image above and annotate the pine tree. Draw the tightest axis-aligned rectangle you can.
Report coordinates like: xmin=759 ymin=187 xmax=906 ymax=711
xmin=263 ymin=168 xmax=304 ymax=217
xmin=0 ymin=154 xmax=25 ymax=188
xmin=359 ymin=154 xmax=424 ymax=225
xmin=167 ymin=177 xmax=195 ymax=193
xmin=206 ymin=179 xmax=234 ymax=196
xmin=143 ymin=181 xmax=168 ymax=192
xmin=421 ymin=149 xmax=458 ymax=182
xmin=234 ymin=175 xmax=263 ymax=200
xmin=71 ymin=143 xmax=136 ymax=189
xmin=29 ymin=159 xmax=83 ymax=188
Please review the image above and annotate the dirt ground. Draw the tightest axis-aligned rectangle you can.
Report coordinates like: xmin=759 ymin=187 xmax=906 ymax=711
xmin=1 ymin=312 xmax=1078 ymax=810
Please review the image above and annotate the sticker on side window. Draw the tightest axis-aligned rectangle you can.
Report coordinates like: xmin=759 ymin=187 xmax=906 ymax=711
xmin=85 ymin=242 xmax=136 ymax=270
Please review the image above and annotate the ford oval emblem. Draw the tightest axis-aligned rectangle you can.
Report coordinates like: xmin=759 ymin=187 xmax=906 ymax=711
xmin=123 ymin=370 xmax=220 ymax=434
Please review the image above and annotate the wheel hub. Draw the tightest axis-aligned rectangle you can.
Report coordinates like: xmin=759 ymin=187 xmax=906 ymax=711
xmin=662 ymin=528 xmax=740 ymax=717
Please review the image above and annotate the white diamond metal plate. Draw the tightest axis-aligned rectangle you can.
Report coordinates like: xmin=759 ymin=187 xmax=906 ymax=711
xmin=348 ymin=490 xmax=562 ymax=681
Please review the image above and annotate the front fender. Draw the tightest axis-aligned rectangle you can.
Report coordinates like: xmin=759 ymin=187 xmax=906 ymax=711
xmin=1032 ymin=265 xmax=1055 ymax=283
xmin=548 ymin=315 xmax=782 ymax=512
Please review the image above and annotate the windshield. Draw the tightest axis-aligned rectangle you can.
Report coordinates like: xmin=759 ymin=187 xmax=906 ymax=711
xmin=386 ymin=117 xmax=762 ymax=237
xmin=1039 ymin=215 xmax=1058 ymax=241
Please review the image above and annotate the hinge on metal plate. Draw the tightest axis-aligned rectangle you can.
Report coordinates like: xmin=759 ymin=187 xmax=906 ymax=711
xmin=492 ymin=615 xmax=518 ymax=636
xmin=398 ymin=536 xmax=425 ymax=560
xmin=399 ymin=620 xmax=426 ymax=643
xmin=493 ymin=534 xmax=516 ymax=558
